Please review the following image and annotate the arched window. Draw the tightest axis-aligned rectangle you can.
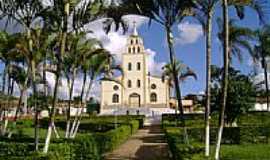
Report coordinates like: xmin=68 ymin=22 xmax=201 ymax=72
xmin=137 ymin=79 xmax=141 ymax=88
xmin=137 ymin=47 xmax=140 ymax=53
xmin=133 ymin=47 xmax=136 ymax=53
xmin=112 ymin=94 xmax=119 ymax=103
xmin=128 ymin=47 xmax=131 ymax=53
xmin=150 ymin=93 xmax=157 ymax=102
xmin=128 ymin=62 xmax=132 ymax=71
xmin=128 ymin=80 xmax=132 ymax=88
xmin=131 ymin=39 xmax=133 ymax=44
xmin=136 ymin=39 xmax=138 ymax=44
xmin=137 ymin=62 xmax=141 ymax=70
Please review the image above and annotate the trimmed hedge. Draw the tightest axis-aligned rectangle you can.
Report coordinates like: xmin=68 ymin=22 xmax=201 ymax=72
xmin=163 ymin=113 xmax=270 ymax=160
xmin=0 ymin=119 xmax=141 ymax=160
xmin=165 ymin=128 xmax=204 ymax=160
xmin=165 ymin=126 xmax=270 ymax=145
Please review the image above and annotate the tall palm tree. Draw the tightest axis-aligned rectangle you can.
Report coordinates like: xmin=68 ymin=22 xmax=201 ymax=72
xmin=7 ymin=64 xmax=30 ymax=137
xmin=42 ymin=0 xmax=114 ymax=152
xmin=194 ymin=0 xmax=219 ymax=156
xmin=0 ymin=0 xmax=49 ymax=150
xmin=112 ymin=0 xmax=197 ymax=143
xmin=253 ymin=25 xmax=270 ymax=111
xmin=215 ymin=0 xmax=267 ymax=158
xmin=69 ymin=47 xmax=115 ymax=138
xmin=10 ymin=28 xmax=55 ymax=149
xmin=62 ymin=32 xmax=107 ymax=138
xmin=215 ymin=0 xmax=229 ymax=159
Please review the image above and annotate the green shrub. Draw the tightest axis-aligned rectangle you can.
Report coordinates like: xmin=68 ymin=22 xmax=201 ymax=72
xmin=0 ymin=142 xmax=32 ymax=159
xmin=165 ymin=128 xmax=204 ymax=160
xmin=0 ymin=116 xmax=142 ymax=159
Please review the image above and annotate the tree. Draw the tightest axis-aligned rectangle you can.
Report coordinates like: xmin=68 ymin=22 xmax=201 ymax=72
xmin=0 ymin=0 xmax=49 ymax=151
xmin=120 ymin=0 xmax=196 ymax=144
xmin=194 ymin=0 xmax=219 ymax=156
xmin=217 ymin=19 xmax=255 ymax=62
xmin=7 ymin=64 xmax=30 ymax=137
xmin=211 ymin=66 xmax=256 ymax=125
xmin=70 ymin=51 xmax=123 ymax=138
xmin=253 ymin=25 xmax=270 ymax=111
xmin=214 ymin=0 xmax=267 ymax=158
xmin=215 ymin=0 xmax=229 ymax=159
xmin=42 ymin=0 xmax=114 ymax=153
xmin=62 ymin=32 xmax=112 ymax=138
xmin=163 ymin=60 xmax=197 ymax=109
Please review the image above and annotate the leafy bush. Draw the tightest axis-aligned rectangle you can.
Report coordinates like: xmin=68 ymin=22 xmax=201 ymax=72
xmin=165 ymin=128 xmax=204 ymax=160
xmin=0 ymin=118 xmax=141 ymax=160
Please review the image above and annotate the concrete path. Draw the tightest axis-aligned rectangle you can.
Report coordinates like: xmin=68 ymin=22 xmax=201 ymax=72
xmin=104 ymin=125 xmax=171 ymax=160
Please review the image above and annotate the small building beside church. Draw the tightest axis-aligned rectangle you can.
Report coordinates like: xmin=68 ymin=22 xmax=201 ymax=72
xmin=100 ymin=25 xmax=170 ymax=113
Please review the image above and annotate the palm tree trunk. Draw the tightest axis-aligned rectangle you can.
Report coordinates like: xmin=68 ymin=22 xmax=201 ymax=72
xmin=205 ymin=8 xmax=214 ymax=157
xmin=43 ymin=74 xmax=59 ymax=153
xmin=165 ymin=26 xmax=188 ymax=144
xmin=262 ymin=58 xmax=269 ymax=111
xmin=14 ymin=89 xmax=24 ymax=121
xmin=2 ymin=75 xmax=11 ymax=136
xmin=70 ymin=71 xmax=87 ymax=138
xmin=7 ymin=88 xmax=25 ymax=138
xmin=31 ymin=61 xmax=39 ymax=151
xmin=43 ymin=52 xmax=48 ymax=109
xmin=65 ymin=69 xmax=76 ymax=138
xmin=23 ymin=89 xmax=27 ymax=115
xmin=85 ymin=73 xmax=94 ymax=101
xmin=215 ymin=0 xmax=229 ymax=159
xmin=44 ymin=3 xmax=69 ymax=153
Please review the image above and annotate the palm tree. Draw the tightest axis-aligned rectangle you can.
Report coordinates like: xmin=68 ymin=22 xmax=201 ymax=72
xmin=42 ymin=0 xmax=114 ymax=152
xmin=218 ymin=19 xmax=256 ymax=62
xmin=116 ymin=0 xmax=196 ymax=143
xmin=69 ymin=47 xmax=116 ymax=138
xmin=215 ymin=0 xmax=229 ymax=159
xmin=253 ymin=25 xmax=270 ymax=111
xmin=215 ymin=0 xmax=267 ymax=158
xmin=162 ymin=60 xmax=197 ymax=112
xmin=162 ymin=60 xmax=197 ymax=143
xmin=62 ymin=32 xmax=107 ymax=138
xmin=194 ymin=0 xmax=219 ymax=156
xmin=10 ymin=28 xmax=55 ymax=149
xmin=0 ymin=0 xmax=49 ymax=150
xmin=7 ymin=64 xmax=30 ymax=137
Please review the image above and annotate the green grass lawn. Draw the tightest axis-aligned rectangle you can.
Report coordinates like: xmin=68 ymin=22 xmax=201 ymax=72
xmin=189 ymin=144 xmax=270 ymax=160
xmin=219 ymin=144 xmax=270 ymax=160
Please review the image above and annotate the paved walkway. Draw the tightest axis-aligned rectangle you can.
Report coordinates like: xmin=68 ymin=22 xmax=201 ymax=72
xmin=104 ymin=125 xmax=171 ymax=160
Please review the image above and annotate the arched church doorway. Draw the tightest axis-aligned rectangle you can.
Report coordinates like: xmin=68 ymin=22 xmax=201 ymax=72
xmin=129 ymin=93 xmax=140 ymax=107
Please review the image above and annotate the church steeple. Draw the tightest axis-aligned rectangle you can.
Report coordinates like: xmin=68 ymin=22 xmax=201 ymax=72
xmin=132 ymin=21 xmax=138 ymax=36
xmin=125 ymin=21 xmax=144 ymax=54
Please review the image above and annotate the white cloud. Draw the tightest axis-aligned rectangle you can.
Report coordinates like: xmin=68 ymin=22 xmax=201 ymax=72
xmin=175 ymin=21 xmax=203 ymax=45
xmin=145 ymin=49 xmax=166 ymax=75
xmin=44 ymin=15 xmax=166 ymax=100
xmin=85 ymin=15 xmax=148 ymax=62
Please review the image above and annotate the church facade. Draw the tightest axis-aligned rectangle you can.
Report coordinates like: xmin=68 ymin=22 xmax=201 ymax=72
xmin=100 ymin=26 xmax=170 ymax=113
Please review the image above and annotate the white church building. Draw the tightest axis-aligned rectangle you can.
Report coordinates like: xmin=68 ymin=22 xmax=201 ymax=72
xmin=100 ymin=25 xmax=172 ymax=115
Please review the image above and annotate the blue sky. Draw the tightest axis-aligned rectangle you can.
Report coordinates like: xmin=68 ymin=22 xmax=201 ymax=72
xmin=0 ymin=3 xmax=269 ymax=99
xmin=136 ymin=5 xmax=268 ymax=96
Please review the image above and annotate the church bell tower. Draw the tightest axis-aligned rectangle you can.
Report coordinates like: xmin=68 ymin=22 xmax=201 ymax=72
xmin=122 ymin=22 xmax=148 ymax=107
